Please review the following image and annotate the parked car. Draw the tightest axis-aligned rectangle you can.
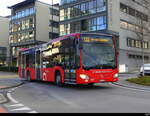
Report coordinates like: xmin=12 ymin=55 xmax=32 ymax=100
xmin=140 ymin=64 xmax=150 ymax=76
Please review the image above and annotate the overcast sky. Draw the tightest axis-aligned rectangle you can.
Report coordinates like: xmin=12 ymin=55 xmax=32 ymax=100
xmin=0 ymin=0 xmax=60 ymax=16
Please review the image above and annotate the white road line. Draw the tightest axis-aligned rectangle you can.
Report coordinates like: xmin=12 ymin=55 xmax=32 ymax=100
xmin=110 ymin=83 xmax=150 ymax=93
xmin=8 ymin=104 xmax=24 ymax=107
xmin=11 ymin=107 xmax=31 ymax=111
xmin=28 ymin=111 xmax=38 ymax=113
xmin=7 ymin=93 xmax=19 ymax=104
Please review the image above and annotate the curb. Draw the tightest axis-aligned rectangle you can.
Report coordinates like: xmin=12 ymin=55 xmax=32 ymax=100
xmin=0 ymin=81 xmax=25 ymax=90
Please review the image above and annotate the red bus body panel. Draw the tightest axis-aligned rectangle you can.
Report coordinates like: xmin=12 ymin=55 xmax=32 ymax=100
xmin=76 ymin=69 xmax=118 ymax=84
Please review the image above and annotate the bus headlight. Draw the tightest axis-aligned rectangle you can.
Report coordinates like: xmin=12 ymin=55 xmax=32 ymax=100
xmin=80 ymin=74 xmax=89 ymax=80
xmin=114 ymin=73 xmax=119 ymax=78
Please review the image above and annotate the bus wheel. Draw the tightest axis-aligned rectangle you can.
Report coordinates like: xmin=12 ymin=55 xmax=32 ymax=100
xmin=88 ymin=83 xmax=95 ymax=86
xmin=27 ymin=72 xmax=32 ymax=82
xmin=55 ymin=72 xmax=63 ymax=87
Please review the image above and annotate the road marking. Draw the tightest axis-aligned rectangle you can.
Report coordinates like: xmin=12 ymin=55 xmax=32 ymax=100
xmin=11 ymin=107 xmax=31 ymax=111
xmin=0 ymin=107 xmax=7 ymax=113
xmin=28 ymin=111 xmax=38 ymax=113
xmin=7 ymin=93 xmax=19 ymax=104
xmin=110 ymin=83 xmax=150 ymax=93
xmin=8 ymin=104 xmax=24 ymax=107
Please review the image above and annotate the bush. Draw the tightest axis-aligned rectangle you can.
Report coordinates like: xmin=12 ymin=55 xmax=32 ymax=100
xmin=0 ymin=66 xmax=18 ymax=72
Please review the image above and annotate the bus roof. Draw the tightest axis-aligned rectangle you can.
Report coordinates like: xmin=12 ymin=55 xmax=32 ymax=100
xmin=19 ymin=33 xmax=115 ymax=53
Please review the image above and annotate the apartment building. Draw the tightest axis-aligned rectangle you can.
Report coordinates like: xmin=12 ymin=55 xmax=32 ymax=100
xmin=59 ymin=0 xmax=150 ymax=72
xmin=9 ymin=0 xmax=59 ymax=66
xmin=0 ymin=16 xmax=9 ymax=66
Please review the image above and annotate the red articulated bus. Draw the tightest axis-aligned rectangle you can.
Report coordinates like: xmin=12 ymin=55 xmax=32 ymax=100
xmin=18 ymin=33 xmax=119 ymax=86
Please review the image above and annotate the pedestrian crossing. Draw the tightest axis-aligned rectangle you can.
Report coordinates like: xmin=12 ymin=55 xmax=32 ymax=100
xmin=4 ymin=102 xmax=38 ymax=113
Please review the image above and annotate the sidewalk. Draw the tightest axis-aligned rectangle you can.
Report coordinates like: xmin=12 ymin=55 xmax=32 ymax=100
xmin=0 ymin=71 xmax=23 ymax=89
xmin=0 ymin=72 xmax=18 ymax=79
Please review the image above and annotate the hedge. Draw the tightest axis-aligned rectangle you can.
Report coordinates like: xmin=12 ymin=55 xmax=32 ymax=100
xmin=0 ymin=66 xmax=18 ymax=72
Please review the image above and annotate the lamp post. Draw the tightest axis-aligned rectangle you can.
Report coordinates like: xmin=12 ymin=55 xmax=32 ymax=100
xmin=51 ymin=0 xmax=54 ymax=39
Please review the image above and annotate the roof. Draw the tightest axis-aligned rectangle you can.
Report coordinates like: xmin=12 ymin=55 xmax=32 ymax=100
xmin=8 ymin=0 xmax=36 ymax=9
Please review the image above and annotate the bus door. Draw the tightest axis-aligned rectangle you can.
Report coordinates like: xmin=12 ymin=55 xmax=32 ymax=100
xmin=21 ymin=53 xmax=26 ymax=78
xmin=64 ymin=38 xmax=77 ymax=83
xmin=35 ymin=50 xmax=42 ymax=81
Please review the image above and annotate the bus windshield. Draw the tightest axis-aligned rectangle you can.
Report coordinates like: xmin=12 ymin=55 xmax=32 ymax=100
xmin=82 ymin=35 xmax=116 ymax=70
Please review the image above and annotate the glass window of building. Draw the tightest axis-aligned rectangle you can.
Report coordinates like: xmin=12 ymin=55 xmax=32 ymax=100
xmin=60 ymin=9 xmax=65 ymax=21
xmin=29 ymin=31 xmax=34 ymax=39
xmin=25 ymin=9 xmax=30 ymax=17
xmin=120 ymin=21 xmax=128 ymax=29
xmin=89 ymin=18 xmax=97 ymax=31
xmin=25 ymin=32 xmax=29 ymax=40
xmin=89 ymin=0 xmax=97 ymax=14
xmin=81 ymin=19 xmax=89 ymax=31
xmin=22 ymin=20 xmax=26 ymax=30
xmin=25 ymin=19 xmax=30 ymax=29
xmin=29 ymin=18 xmax=34 ymax=28
xmin=97 ymin=0 xmax=106 ymax=12
xmin=21 ymin=33 xmax=25 ymax=42
xmin=22 ymin=10 xmax=25 ymax=17
xmin=60 ymin=24 xmax=65 ymax=35
xmin=97 ymin=16 xmax=106 ymax=30
xmin=128 ymin=7 xmax=135 ymax=16
xmin=120 ymin=3 xmax=128 ymax=13
xmin=128 ymin=23 xmax=135 ymax=31
xmin=81 ymin=3 xmax=86 ymax=15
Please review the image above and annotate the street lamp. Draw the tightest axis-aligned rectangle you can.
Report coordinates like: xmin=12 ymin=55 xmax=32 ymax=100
xmin=51 ymin=0 xmax=54 ymax=40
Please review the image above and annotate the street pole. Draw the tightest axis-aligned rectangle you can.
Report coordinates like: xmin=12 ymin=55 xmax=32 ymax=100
xmin=51 ymin=0 xmax=54 ymax=40
xmin=141 ymin=20 xmax=145 ymax=77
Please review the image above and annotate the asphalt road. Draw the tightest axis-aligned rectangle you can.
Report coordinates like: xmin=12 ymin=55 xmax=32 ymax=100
xmin=1 ymin=73 xmax=150 ymax=113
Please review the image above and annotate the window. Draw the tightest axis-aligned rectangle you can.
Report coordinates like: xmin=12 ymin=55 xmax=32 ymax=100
xmin=29 ymin=18 xmax=34 ymax=28
xmin=89 ymin=18 xmax=97 ymax=31
xmin=25 ymin=9 xmax=30 ymax=17
xmin=120 ymin=21 xmax=128 ymax=29
xmin=97 ymin=16 xmax=106 ymax=30
xmin=120 ymin=3 xmax=128 ymax=13
xmin=89 ymin=0 xmax=97 ymax=14
xmin=97 ymin=0 xmax=106 ymax=12
xmin=81 ymin=19 xmax=89 ymax=31
xmin=49 ymin=32 xmax=59 ymax=39
xmin=29 ymin=31 xmax=34 ymax=38
xmin=120 ymin=3 xmax=148 ymax=22
xmin=50 ymin=8 xmax=59 ymax=16
xmin=128 ymin=7 xmax=135 ymax=16
xmin=49 ymin=21 xmax=59 ymax=28
xmin=127 ymin=38 xmax=149 ymax=49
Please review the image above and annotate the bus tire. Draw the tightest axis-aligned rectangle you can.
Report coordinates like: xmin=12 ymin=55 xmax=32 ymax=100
xmin=55 ymin=72 xmax=63 ymax=87
xmin=88 ymin=83 xmax=95 ymax=86
xmin=27 ymin=71 xmax=32 ymax=82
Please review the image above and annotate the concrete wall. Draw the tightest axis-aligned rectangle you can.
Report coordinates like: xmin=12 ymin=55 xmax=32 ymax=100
xmin=0 ymin=16 xmax=9 ymax=64
xmin=119 ymin=0 xmax=150 ymax=72
xmin=35 ymin=1 xmax=50 ymax=43
xmin=0 ymin=17 xmax=9 ymax=48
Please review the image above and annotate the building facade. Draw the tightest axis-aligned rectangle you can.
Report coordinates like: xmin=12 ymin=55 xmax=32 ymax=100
xmin=59 ymin=0 xmax=150 ymax=72
xmin=9 ymin=0 xmax=59 ymax=66
xmin=0 ymin=16 xmax=9 ymax=66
